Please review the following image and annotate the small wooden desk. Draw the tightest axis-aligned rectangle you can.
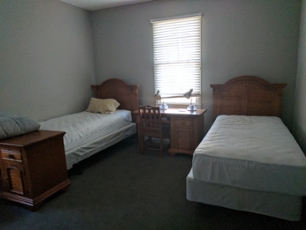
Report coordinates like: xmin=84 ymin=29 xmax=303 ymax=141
xmin=135 ymin=108 xmax=206 ymax=156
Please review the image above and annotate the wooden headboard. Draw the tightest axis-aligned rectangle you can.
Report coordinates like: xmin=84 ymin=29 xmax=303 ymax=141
xmin=210 ymin=76 xmax=287 ymax=121
xmin=91 ymin=78 xmax=139 ymax=113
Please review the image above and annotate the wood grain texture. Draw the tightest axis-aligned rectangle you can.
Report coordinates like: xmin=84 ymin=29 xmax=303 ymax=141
xmin=0 ymin=130 xmax=70 ymax=210
xmin=134 ymin=109 xmax=206 ymax=156
xmin=138 ymin=106 xmax=164 ymax=157
xmin=91 ymin=78 xmax=139 ymax=114
xmin=210 ymin=76 xmax=287 ymax=121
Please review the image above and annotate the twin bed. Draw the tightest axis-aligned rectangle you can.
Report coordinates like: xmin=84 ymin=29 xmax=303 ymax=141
xmin=39 ymin=79 xmax=139 ymax=170
xmin=187 ymin=76 xmax=306 ymax=221
xmin=37 ymin=75 xmax=305 ymax=221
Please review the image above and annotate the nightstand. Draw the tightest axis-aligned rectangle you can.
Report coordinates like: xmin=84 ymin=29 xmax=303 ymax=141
xmin=0 ymin=130 xmax=71 ymax=210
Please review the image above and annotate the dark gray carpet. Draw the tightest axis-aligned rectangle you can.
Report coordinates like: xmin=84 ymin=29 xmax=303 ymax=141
xmin=0 ymin=136 xmax=305 ymax=230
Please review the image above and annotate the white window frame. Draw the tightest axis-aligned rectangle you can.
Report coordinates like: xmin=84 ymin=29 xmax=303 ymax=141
xmin=151 ymin=14 xmax=201 ymax=106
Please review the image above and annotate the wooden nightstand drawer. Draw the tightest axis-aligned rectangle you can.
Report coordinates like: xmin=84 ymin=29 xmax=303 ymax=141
xmin=1 ymin=149 xmax=22 ymax=162
xmin=173 ymin=118 xmax=193 ymax=127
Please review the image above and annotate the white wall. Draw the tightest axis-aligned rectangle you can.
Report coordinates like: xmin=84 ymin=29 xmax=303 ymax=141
xmin=91 ymin=0 xmax=301 ymax=132
xmin=0 ymin=0 xmax=302 ymax=137
xmin=0 ymin=0 xmax=95 ymax=121
xmin=294 ymin=0 xmax=306 ymax=153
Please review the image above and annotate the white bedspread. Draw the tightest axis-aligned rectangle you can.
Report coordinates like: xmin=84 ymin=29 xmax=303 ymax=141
xmin=40 ymin=110 xmax=134 ymax=169
xmin=192 ymin=115 xmax=306 ymax=196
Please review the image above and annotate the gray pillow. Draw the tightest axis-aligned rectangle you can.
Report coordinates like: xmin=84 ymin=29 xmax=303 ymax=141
xmin=0 ymin=112 xmax=41 ymax=139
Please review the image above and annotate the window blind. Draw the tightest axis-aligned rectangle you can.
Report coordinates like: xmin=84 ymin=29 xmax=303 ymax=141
xmin=151 ymin=14 xmax=201 ymax=105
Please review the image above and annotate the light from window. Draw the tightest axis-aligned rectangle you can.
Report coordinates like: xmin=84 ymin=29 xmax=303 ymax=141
xmin=151 ymin=14 xmax=201 ymax=105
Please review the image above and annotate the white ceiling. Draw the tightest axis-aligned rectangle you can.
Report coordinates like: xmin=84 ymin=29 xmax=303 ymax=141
xmin=59 ymin=0 xmax=152 ymax=11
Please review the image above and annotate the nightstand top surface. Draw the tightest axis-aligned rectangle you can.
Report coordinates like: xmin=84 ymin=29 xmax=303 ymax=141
xmin=0 ymin=130 xmax=65 ymax=147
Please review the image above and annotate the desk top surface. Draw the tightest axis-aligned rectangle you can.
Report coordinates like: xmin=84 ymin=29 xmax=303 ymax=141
xmin=159 ymin=108 xmax=206 ymax=116
xmin=134 ymin=108 xmax=206 ymax=116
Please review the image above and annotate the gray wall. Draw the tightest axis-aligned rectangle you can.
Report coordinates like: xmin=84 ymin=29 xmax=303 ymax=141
xmin=91 ymin=0 xmax=301 ymax=132
xmin=0 ymin=0 xmax=95 ymax=121
xmin=294 ymin=0 xmax=306 ymax=153
xmin=0 ymin=0 xmax=303 ymax=140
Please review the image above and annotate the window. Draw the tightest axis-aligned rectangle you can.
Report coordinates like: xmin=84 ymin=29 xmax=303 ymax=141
xmin=151 ymin=14 xmax=201 ymax=106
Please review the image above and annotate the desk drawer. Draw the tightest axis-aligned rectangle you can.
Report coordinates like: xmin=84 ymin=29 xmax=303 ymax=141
xmin=1 ymin=149 xmax=22 ymax=162
xmin=173 ymin=118 xmax=193 ymax=127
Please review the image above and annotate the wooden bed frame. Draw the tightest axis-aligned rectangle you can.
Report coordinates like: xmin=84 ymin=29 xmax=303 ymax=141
xmin=91 ymin=78 xmax=139 ymax=115
xmin=187 ymin=76 xmax=305 ymax=221
xmin=20 ymin=78 xmax=139 ymax=172
xmin=210 ymin=76 xmax=287 ymax=120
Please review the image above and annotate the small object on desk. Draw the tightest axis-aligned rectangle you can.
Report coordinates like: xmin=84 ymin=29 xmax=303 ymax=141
xmin=178 ymin=109 xmax=186 ymax=112
xmin=159 ymin=102 xmax=168 ymax=110
xmin=187 ymin=105 xmax=197 ymax=111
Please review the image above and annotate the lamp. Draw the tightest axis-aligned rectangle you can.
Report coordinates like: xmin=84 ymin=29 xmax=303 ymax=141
xmin=154 ymin=89 xmax=199 ymax=111
xmin=187 ymin=103 xmax=197 ymax=111
xmin=154 ymin=90 xmax=168 ymax=110
xmin=184 ymin=89 xmax=198 ymax=111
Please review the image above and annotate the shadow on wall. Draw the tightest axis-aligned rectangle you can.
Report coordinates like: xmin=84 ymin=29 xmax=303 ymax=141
xmin=295 ymin=126 xmax=306 ymax=154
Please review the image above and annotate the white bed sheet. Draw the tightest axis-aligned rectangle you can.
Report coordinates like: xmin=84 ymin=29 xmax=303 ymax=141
xmin=39 ymin=110 xmax=135 ymax=169
xmin=192 ymin=115 xmax=306 ymax=196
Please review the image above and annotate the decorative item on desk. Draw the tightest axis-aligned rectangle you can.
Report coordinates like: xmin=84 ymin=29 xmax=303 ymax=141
xmin=154 ymin=90 xmax=168 ymax=110
xmin=183 ymin=89 xmax=197 ymax=111
xmin=187 ymin=103 xmax=197 ymax=111
xmin=154 ymin=89 xmax=198 ymax=111
xmin=159 ymin=101 xmax=169 ymax=110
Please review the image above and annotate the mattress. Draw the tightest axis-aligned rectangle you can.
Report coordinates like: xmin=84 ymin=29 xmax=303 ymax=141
xmin=39 ymin=110 xmax=135 ymax=169
xmin=192 ymin=115 xmax=306 ymax=196
xmin=186 ymin=169 xmax=303 ymax=221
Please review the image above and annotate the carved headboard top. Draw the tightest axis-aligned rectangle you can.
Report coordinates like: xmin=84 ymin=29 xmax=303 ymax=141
xmin=210 ymin=76 xmax=287 ymax=121
xmin=91 ymin=78 xmax=139 ymax=113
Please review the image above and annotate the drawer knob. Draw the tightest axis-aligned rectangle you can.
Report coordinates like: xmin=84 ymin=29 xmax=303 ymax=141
xmin=8 ymin=154 xmax=15 ymax=160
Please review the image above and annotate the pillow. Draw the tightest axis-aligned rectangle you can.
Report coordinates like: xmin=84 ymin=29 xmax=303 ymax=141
xmin=0 ymin=112 xmax=41 ymax=139
xmin=86 ymin=98 xmax=120 ymax=114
